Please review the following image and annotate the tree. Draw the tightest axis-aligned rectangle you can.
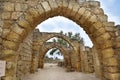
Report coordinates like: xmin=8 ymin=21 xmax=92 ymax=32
xmin=68 ymin=32 xmax=72 ymax=39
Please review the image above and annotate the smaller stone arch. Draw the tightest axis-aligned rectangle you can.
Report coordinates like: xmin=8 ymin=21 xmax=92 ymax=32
xmin=39 ymin=42 xmax=72 ymax=69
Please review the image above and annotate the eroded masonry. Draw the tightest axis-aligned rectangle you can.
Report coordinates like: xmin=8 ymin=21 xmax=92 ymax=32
xmin=0 ymin=0 xmax=120 ymax=80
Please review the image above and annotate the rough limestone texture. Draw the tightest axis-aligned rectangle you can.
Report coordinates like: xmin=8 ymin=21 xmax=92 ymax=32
xmin=81 ymin=47 xmax=94 ymax=73
xmin=16 ymin=32 xmax=33 ymax=80
xmin=0 ymin=0 xmax=120 ymax=80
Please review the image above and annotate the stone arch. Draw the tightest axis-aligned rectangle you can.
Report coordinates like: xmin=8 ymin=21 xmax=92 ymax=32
xmin=33 ymin=31 xmax=75 ymax=54
xmin=1 ymin=0 xmax=118 ymax=80
xmin=40 ymin=32 xmax=75 ymax=48
xmin=39 ymin=42 xmax=71 ymax=68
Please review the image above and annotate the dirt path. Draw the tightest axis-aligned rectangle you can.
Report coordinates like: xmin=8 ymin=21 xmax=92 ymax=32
xmin=23 ymin=63 xmax=100 ymax=80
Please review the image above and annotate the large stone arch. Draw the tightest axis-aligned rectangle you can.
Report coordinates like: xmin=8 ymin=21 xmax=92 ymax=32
xmin=0 ymin=0 xmax=118 ymax=80
xmin=39 ymin=42 xmax=71 ymax=69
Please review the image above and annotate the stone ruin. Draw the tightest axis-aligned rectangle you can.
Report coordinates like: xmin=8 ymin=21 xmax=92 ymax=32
xmin=0 ymin=0 xmax=120 ymax=80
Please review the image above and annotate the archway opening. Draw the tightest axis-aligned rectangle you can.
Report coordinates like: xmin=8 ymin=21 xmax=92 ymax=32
xmin=35 ymin=16 xmax=101 ymax=78
xmin=44 ymin=48 xmax=65 ymax=68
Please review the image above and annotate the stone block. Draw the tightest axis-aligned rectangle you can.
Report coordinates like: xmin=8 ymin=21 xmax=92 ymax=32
xmin=56 ymin=0 xmax=63 ymax=7
xmin=99 ymin=40 xmax=112 ymax=49
xmin=3 ymin=21 xmax=13 ymax=29
xmin=93 ymin=21 xmax=103 ymax=30
xmin=2 ymin=12 xmax=11 ymax=19
xmin=89 ymin=1 xmax=100 ymax=7
xmin=88 ymin=14 xmax=98 ymax=24
xmin=64 ymin=2 xmax=73 ymax=16
xmin=36 ymin=4 xmax=45 ymax=14
xmin=92 ymin=8 xmax=104 ymax=15
xmin=94 ymin=27 xmax=106 ymax=38
xmin=105 ymin=26 xmax=116 ymax=32
xmin=17 ymin=17 xmax=32 ymax=32
xmin=3 ymin=2 xmax=14 ymax=11
xmin=41 ymin=1 xmax=51 ymax=12
xmin=101 ymin=48 xmax=114 ymax=59
xmin=75 ymin=7 xmax=86 ymax=21
xmin=2 ymin=29 xmax=10 ymax=38
xmin=104 ymin=67 xmax=120 ymax=73
xmin=95 ymin=33 xmax=111 ymax=44
xmin=103 ymin=57 xmax=118 ymax=66
xmin=12 ymin=24 xmax=26 ymax=36
xmin=24 ymin=12 xmax=35 ymax=27
xmin=11 ymin=12 xmax=22 ymax=20
xmin=79 ymin=10 xmax=91 ymax=25
xmin=97 ymin=14 xmax=108 ymax=22
xmin=104 ymin=22 xmax=115 ymax=27
xmin=2 ymin=49 xmax=16 ymax=57
xmin=15 ymin=3 xmax=28 ymax=11
xmin=3 ymin=40 xmax=19 ymax=50
xmin=6 ymin=31 xmax=22 ymax=42
xmin=48 ymin=0 xmax=58 ymax=9
xmin=70 ymin=3 xmax=80 ymax=17
xmin=115 ymin=42 xmax=120 ymax=48
xmin=104 ymin=73 xmax=120 ymax=80
xmin=27 ymin=8 xmax=40 ymax=19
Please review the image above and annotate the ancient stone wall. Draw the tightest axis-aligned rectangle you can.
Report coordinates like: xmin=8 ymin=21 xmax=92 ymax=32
xmin=16 ymin=32 xmax=33 ymax=80
xmin=0 ymin=0 xmax=120 ymax=80
xmin=80 ymin=46 xmax=94 ymax=73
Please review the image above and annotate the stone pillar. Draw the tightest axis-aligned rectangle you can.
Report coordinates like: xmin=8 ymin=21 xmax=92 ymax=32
xmin=31 ymin=52 xmax=38 ymax=73
xmin=39 ymin=57 xmax=44 ymax=69
xmin=72 ymin=41 xmax=81 ymax=72
xmin=92 ymin=47 xmax=101 ymax=78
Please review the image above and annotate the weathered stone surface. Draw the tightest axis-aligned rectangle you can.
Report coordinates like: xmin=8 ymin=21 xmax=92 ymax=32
xmin=11 ymin=12 xmax=22 ymax=20
xmin=12 ymin=24 xmax=26 ymax=36
xmin=3 ymin=40 xmax=19 ymax=50
xmin=2 ymin=12 xmax=11 ymax=19
xmin=75 ymin=7 xmax=86 ymax=21
xmin=103 ymin=58 xmax=118 ymax=66
xmin=17 ymin=17 xmax=31 ymax=29
xmin=0 ymin=1 xmax=119 ymax=80
xmin=2 ymin=29 xmax=10 ymax=38
xmin=15 ymin=3 xmax=28 ymax=11
xmin=104 ymin=73 xmax=120 ymax=80
xmin=3 ymin=21 xmax=13 ymax=29
xmin=36 ymin=4 xmax=45 ymax=14
xmin=41 ymin=1 xmax=51 ymax=12
xmin=6 ymin=31 xmax=22 ymax=42
xmin=3 ymin=2 xmax=14 ymax=11
xmin=101 ymin=48 xmax=114 ymax=59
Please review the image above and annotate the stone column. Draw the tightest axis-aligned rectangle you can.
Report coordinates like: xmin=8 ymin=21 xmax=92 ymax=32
xmin=31 ymin=52 xmax=38 ymax=73
xmin=73 ymin=41 xmax=81 ymax=72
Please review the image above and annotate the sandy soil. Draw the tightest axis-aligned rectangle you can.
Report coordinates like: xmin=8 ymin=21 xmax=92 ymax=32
xmin=23 ymin=63 xmax=100 ymax=80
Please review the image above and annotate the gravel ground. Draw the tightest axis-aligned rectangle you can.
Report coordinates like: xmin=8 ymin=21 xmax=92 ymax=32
xmin=23 ymin=63 xmax=100 ymax=80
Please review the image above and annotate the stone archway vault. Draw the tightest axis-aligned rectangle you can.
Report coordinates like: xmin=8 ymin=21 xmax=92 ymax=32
xmin=0 ymin=0 xmax=118 ymax=80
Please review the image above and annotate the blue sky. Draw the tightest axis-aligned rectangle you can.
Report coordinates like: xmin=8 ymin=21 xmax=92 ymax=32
xmin=36 ymin=0 xmax=120 ymax=47
xmin=97 ymin=0 xmax=120 ymax=25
